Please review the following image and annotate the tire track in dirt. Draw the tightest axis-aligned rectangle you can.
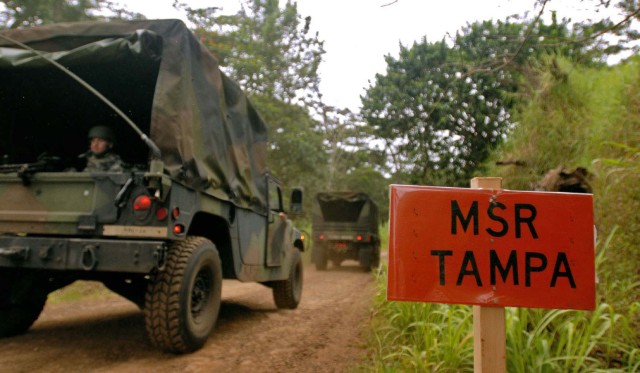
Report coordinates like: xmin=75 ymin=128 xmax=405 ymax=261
xmin=0 ymin=263 xmax=376 ymax=373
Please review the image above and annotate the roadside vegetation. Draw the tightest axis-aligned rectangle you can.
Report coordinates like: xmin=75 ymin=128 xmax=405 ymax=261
xmin=3 ymin=1 xmax=639 ymax=370
xmin=363 ymin=57 xmax=640 ymax=371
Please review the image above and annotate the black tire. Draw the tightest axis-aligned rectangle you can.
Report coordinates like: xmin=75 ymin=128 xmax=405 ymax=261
xmin=372 ymin=245 xmax=381 ymax=270
xmin=315 ymin=246 xmax=328 ymax=271
xmin=0 ymin=272 xmax=48 ymax=338
xmin=273 ymin=250 xmax=303 ymax=309
xmin=144 ymin=236 xmax=222 ymax=353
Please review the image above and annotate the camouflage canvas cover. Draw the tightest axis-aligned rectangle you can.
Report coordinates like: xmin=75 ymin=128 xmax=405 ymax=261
xmin=313 ymin=192 xmax=379 ymax=232
xmin=0 ymin=19 xmax=268 ymax=211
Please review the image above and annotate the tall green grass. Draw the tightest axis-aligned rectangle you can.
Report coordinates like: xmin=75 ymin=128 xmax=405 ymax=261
xmin=365 ymin=231 xmax=639 ymax=371
xmin=363 ymin=57 xmax=640 ymax=371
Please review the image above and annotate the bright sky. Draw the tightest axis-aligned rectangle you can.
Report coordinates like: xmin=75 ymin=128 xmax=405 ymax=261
xmin=121 ymin=0 xmax=624 ymax=112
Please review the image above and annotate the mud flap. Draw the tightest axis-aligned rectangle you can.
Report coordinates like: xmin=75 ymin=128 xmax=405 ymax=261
xmin=358 ymin=246 xmax=373 ymax=267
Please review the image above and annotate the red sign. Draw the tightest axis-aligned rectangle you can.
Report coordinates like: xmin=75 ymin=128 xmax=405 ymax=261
xmin=387 ymin=185 xmax=595 ymax=310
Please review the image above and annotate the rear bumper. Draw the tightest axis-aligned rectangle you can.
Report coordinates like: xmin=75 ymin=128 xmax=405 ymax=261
xmin=0 ymin=236 xmax=166 ymax=274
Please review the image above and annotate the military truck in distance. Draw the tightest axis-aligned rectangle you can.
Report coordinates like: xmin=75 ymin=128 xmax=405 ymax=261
xmin=0 ymin=19 xmax=304 ymax=354
xmin=311 ymin=192 xmax=380 ymax=271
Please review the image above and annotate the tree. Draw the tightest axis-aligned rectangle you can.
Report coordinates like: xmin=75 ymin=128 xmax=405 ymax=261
xmin=0 ymin=0 xmax=143 ymax=29
xmin=313 ymin=105 xmax=387 ymax=190
xmin=250 ymin=94 xmax=328 ymax=214
xmin=361 ymin=12 xmax=608 ymax=187
xmin=362 ymin=38 xmax=511 ymax=187
xmin=179 ymin=0 xmax=324 ymax=106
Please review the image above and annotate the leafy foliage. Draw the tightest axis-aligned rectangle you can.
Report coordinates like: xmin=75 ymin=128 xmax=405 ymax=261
xmin=362 ymin=37 xmax=514 ymax=187
xmin=0 ymin=0 xmax=143 ymax=29
xmin=180 ymin=0 xmax=324 ymax=106
xmin=361 ymin=13 xmax=612 ymax=187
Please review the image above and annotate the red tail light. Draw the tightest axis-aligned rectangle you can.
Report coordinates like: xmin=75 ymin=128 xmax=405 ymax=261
xmin=319 ymin=234 xmax=325 ymax=240
xmin=356 ymin=235 xmax=363 ymax=241
xmin=156 ymin=207 xmax=168 ymax=221
xmin=133 ymin=195 xmax=152 ymax=211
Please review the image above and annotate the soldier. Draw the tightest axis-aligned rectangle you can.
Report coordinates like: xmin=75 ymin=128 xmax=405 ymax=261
xmin=84 ymin=125 xmax=123 ymax=172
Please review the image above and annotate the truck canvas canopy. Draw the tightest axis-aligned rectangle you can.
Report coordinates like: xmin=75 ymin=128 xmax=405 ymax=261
xmin=0 ymin=19 xmax=268 ymax=211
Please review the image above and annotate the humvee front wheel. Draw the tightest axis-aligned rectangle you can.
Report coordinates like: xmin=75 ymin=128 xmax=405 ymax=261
xmin=0 ymin=272 xmax=48 ymax=337
xmin=273 ymin=250 xmax=303 ymax=309
xmin=144 ymin=236 xmax=222 ymax=353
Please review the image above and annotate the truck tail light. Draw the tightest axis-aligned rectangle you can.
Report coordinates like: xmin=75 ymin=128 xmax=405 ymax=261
xmin=156 ymin=207 xmax=168 ymax=221
xmin=133 ymin=195 xmax=152 ymax=211
xmin=132 ymin=194 xmax=154 ymax=220
xmin=356 ymin=235 xmax=363 ymax=241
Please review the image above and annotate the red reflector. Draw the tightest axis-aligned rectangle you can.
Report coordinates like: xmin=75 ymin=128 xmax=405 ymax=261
xmin=156 ymin=207 xmax=168 ymax=221
xmin=319 ymin=234 xmax=325 ymax=240
xmin=133 ymin=195 xmax=152 ymax=211
xmin=173 ymin=224 xmax=184 ymax=234
xmin=172 ymin=207 xmax=180 ymax=219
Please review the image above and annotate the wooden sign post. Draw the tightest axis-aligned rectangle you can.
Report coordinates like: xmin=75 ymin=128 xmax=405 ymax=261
xmin=471 ymin=177 xmax=505 ymax=373
xmin=387 ymin=178 xmax=595 ymax=371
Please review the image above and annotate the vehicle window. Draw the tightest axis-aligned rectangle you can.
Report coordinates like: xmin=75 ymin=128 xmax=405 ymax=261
xmin=269 ymin=180 xmax=283 ymax=212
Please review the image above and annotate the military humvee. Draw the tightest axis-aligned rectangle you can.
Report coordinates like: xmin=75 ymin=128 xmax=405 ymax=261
xmin=311 ymin=192 xmax=380 ymax=271
xmin=0 ymin=19 xmax=304 ymax=353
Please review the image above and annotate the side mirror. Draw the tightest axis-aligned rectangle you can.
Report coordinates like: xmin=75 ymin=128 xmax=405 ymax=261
xmin=289 ymin=187 xmax=303 ymax=216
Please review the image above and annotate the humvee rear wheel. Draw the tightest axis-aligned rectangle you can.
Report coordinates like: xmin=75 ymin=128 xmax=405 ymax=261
xmin=0 ymin=272 xmax=48 ymax=337
xmin=144 ymin=236 xmax=222 ymax=353
xmin=273 ymin=250 xmax=303 ymax=309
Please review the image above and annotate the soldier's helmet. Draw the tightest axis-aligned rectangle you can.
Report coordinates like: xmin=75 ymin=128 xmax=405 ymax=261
xmin=88 ymin=126 xmax=115 ymax=143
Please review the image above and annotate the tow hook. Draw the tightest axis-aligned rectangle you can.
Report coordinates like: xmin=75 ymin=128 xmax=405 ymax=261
xmin=81 ymin=245 xmax=99 ymax=270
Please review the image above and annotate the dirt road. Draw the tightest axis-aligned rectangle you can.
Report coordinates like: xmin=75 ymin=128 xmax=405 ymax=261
xmin=0 ymin=263 xmax=377 ymax=373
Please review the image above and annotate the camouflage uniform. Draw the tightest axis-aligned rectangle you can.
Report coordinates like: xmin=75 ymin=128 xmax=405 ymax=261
xmin=85 ymin=152 xmax=123 ymax=172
